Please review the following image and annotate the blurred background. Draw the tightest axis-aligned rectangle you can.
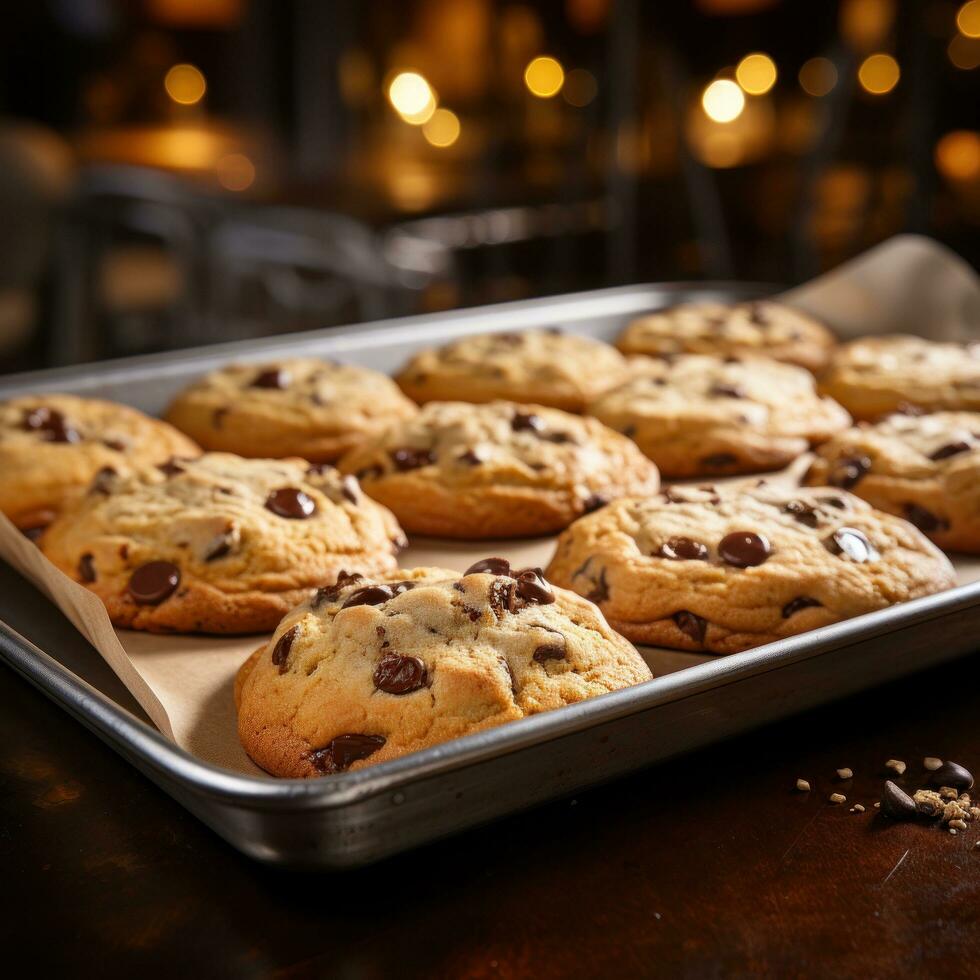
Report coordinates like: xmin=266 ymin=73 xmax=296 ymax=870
xmin=0 ymin=0 xmax=978 ymax=373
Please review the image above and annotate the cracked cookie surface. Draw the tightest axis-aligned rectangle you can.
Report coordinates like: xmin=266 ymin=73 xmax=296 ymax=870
xmin=804 ymin=411 xmax=980 ymax=552
xmin=41 ymin=453 xmax=405 ymax=633
xmin=819 ymin=335 xmax=980 ymax=420
xmin=395 ymin=329 xmax=630 ymax=412
xmin=235 ymin=560 xmax=652 ymax=778
xmin=588 ymin=354 xmax=850 ymax=478
xmin=338 ymin=400 xmax=660 ymax=538
xmin=165 ymin=357 xmax=418 ymax=462
xmin=546 ymin=483 xmax=955 ymax=654
xmin=0 ymin=394 xmax=200 ymax=535
xmin=616 ymin=300 xmax=836 ymax=373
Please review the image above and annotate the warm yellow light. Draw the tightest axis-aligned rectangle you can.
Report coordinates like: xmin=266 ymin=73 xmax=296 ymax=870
xmin=524 ymin=56 xmax=565 ymax=98
xmin=857 ymin=53 xmax=900 ymax=94
xmin=957 ymin=0 xmax=980 ymax=38
xmin=935 ymin=130 xmax=980 ymax=181
xmin=388 ymin=71 xmax=436 ymax=124
xmin=164 ymin=64 xmax=206 ymax=105
xmin=701 ymin=79 xmax=745 ymax=123
xmin=563 ymin=68 xmax=597 ymax=107
xmin=215 ymin=153 xmax=255 ymax=191
xmin=422 ymin=108 xmax=461 ymax=147
xmin=735 ymin=53 xmax=777 ymax=95
xmin=799 ymin=57 xmax=839 ymax=96
xmin=948 ymin=34 xmax=980 ymax=69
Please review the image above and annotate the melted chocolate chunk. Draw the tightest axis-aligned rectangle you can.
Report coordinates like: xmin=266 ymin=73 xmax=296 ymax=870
xmin=782 ymin=596 xmax=821 ymax=618
xmin=533 ymin=641 xmax=566 ymax=663
xmin=514 ymin=567 xmax=555 ymax=605
xmin=828 ymin=455 xmax=871 ymax=490
xmin=251 ymin=367 xmax=290 ymax=389
xmin=511 ymin=412 xmax=544 ymax=434
xmin=582 ymin=494 xmax=609 ymax=514
xmin=127 ymin=561 xmax=180 ymax=605
xmin=465 ymin=557 xmax=512 ymax=577
xmin=673 ymin=610 xmax=706 ymax=645
xmin=700 ymin=453 xmax=738 ymax=470
xmin=930 ymin=441 xmax=971 ymax=461
xmin=23 ymin=407 xmax=80 ymax=444
xmin=784 ymin=499 xmax=818 ymax=528
xmin=659 ymin=536 xmax=709 ymax=561
xmin=89 ymin=466 xmax=118 ymax=495
xmin=903 ymin=503 xmax=948 ymax=534
xmin=718 ymin=531 xmax=771 ymax=568
xmin=541 ymin=431 xmax=577 ymax=445
xmin=311 ymin=734 xmax=386 ymax=773
xmin=391 ymin=447 xmax=435 ymax=470
xmin=457 ymin=447 xmax=486 ymax=466
xmin=312 ymin=571 xmax=364 ymax=607
xmin=586 ymin=567 xmax=609 ymax=603
xmin=709 ymin=382 xmax=745 ymax=399
xmin=823 ymin=496 xmax=847 ymax=510
xmin=271 ymin=625 xmax=298 ymax=674
xmin=826 ymin=527 xmax=879 ymax=563
xmin=204 ymin=534 xmax=233 ymax=561
xmin=78 ymin=553 xmax=96 ymax=583
xmin=158 ymin=457 xmax=188 ymax=477
xmin=373 ymin=653 xmax=427 ymax=694
xmin=342 ymin=584 xmax=396 ymax=608
xmin=265 ymin=487 xmax=317 ymax=519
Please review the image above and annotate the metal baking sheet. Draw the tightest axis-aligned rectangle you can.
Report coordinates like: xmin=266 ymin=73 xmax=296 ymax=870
xmin=2 ymin=281 xmax=979 ymax=870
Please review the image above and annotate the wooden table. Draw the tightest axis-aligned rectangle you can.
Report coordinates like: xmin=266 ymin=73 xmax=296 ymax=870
xmin=3 ymin=644 xmax=979 ymax=976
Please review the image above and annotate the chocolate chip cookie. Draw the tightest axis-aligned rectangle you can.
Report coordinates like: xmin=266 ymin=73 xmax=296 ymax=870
xmin=165 ymin=357 xmax=418 ymax=462
xmin=0 ymin=394 xmax=200 ymax=537
xmin=818 ymin=335 xmax=980 ymax=420
xmin=546 ymin=483 xmax=956 ymax=654
xmin=588 ymin=354 xmax=851 ymax=478
xmin=804 ymin=411 xmax=980 ymax=552
xmin=235 ymin=560 xmax=652 ymax=777
xmin=337 ymin=400 xmax=660 ymax=538
xmin=616 ymin=300 xmax=836 ymax=373
xmin=395 ymin=329 xmax=630 ymax=412
xmin=40 ymin=453 xmax=406 ymax=633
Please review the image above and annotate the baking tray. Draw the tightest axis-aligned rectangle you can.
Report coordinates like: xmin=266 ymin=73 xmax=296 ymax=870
xmin=2 ymin=281 xmax=979 ymax=870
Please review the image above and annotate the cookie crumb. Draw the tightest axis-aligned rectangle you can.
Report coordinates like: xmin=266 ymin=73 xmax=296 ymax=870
xmin=852 ymin=803 xmax=866 ymax=813
xmin=829 ymin=793 xmax=846 ymax=804
xmin=885 ymin=759 xmax=907 ymax=776
xmin=950 ymin=828 xmax=958 ymax=835
xmin=924 ymin=757 xmax=943 ymax=771
xmin=950 ymin=819 xmax=968 ymax=831
xmin=874 ymin=801 xmax=881 ymax=808
xmin=795 ymin=778 xmax=811 ymax=792
xmin=836 ymin=767 xmax=854 ymax=780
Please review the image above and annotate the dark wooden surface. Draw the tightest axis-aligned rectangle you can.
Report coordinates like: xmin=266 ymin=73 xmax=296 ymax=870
xmin=3 ymin=646 xmax=980 ymax=978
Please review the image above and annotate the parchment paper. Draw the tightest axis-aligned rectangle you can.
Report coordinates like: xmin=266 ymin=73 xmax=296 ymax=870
xmin=1 ymin=234 xmax=978 ymax=776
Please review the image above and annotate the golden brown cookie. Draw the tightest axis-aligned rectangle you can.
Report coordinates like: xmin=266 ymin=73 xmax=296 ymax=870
xmin=588 ymin=354 xmax=850 ymax=478
xmin=337 ymin=400 xmax=660 ymax=538
xmin=546 ymin=483 xmax=956 ymax=654
xmin=818 ymin=335 xmax=980 ymax=420
xmin=165 ymin=357 xmax=418 ymax=462
xmin=804 ymin=411 xmax=980 ymax=552
xmin=41 ymin=453 xmax=406 ymax=633
xmin=616 ymin=300 xmax=836 ymax=373
xmin=395 ymin=329 xmax=630 ymax=412
xmin=0 ymin=394 xmax=200 ymax=536
xmin=236 ymin=560 xmax=652 ymax=778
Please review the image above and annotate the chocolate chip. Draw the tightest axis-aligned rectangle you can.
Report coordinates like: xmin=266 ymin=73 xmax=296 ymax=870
xmin=311 ymin=734 xmax=385 ymax=773
xmin=312 ymin=570 xmax=364 ymax=606
xmin=903 ymin=503 xmax=948 ymax=534
xmin=127 ymin=561 xmax=180 ymax=605
xmin=931 ymin=761 xmax=974 ymax=791
xmin=782 ymin=596 xmax=821 ymax=618
xmin=828 ymin=455 xmax=871 ymax=489
xmin=824 ymin=496 xmax=847 ymax=510
xmin=465 ymin=558 xmax=512 ymax=577
xmin=265 ymin=487 xmax=317 ymax=519
xmin=583 ymin=494 xmax=609 ymax=514
xmin=251 ymin=367 xmax=290 ymax=389
xmin=586 ymin=567 xmax=609 ymax=603
xmin=541 ymin=431 xmax=577 ymax=445
xmin=78 ymin=553 xmax=96 ymax=583
xmin=102 ymin=438 xmax=127 ymax=452
xmin=512 ymin=412 xmax=544 ymax=434
xmin=204 ymin=534 xmax=233 ymax=561
xmin=533 ymin=641 xmax=566 ymax=663
xmin=709 ymin=382 xmax=745 ymax=399
xmin=826 ymin=527 xmax=879 ymax=563
xmin=89 ymin=466 xmax=118 ymax=495
xmin=514 ymin=567 xmax=555 ymax=605
xmin=718 ymin=531 xmax=771 ymax=568
xmin=373 ymin=653 xmax=427 ymax=694
xmin=21 ymin=522 xmax=48 ymax=542
xmin=930 ymin=441 xmax=971 ymax=461
xmin=340 ymin=474 xmax=360 ymax=504
xmin=784 ymin=499 xmax=818 ymax=528
xmin=457 ymin=448 xmax=485 ymax=466
xmin=700 ymin=453 xmax=737 ymax=470
xmin=23 ymin=407 xmax=80 ymax=444
xmin=391 ymin=447 xmax=435 ymax=470
xmin=659 ymin=536 xmax=709 ymax=561
xmin=341 ymin=584 xmax=395 ymax=608
xmin=212 ymin=407 xmax=229 ymax=428
xmin=388 ymin=580 xmax=417 ymax=596
xmin=880 ymin=780 xmax=918 ymax=820
xmin=271 ymin=625 xmax=298 ymax=674
xmin=158 ymin=457 xmax=188 ymax=477
xmin=674 ymin=610 xmax=706 ymax=645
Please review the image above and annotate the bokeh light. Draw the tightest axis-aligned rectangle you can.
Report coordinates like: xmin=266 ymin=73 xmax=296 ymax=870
xmin=387 ymin=71 xmax=436 ymax=124
xmin=563 ymin=68 xmax=598 ymax=106
xmin=735 ymin=53 xmax=777 ymax=94
xmin=935 ymin=130 xmax=980 ymax=181
xmin=422 ymin=108 xmax=461 ymax=147
xmin=957 ymin=1 xmax=980 ymax=38
xmin=215 ymin=153 xmax=256 ymax=191
xmin=948 ymin=34 xmax=980 ymax=69
xmin=524 ymin=56 xmax=565 ymax=98
xmin=799 ymin=57 xmax=839 ymax=96
xmin=164 ymin=64 xmax=206 ymax=105
xmin=701 ymin=79 xmax=745 ymax=123
xmin=857 ymin=53 xmax=900 ymax=94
